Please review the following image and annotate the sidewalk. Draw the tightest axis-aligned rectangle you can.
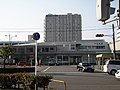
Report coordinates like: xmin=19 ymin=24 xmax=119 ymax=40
xmin=95 ymin=69 xmax=104 ymax=73
xmin=94 ymin=65 xmax=104 ymax=73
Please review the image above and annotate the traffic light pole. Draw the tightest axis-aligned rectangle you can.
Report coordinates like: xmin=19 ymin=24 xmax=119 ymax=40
xmin=112 ymin=24 xmax=116 ymax=60
xmin=96 ymin=24 xmax=116 ymax=59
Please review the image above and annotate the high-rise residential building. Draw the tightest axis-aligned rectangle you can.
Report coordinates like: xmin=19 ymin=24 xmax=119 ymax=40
xmin=44 ymin=13 xmax=82 ymax=42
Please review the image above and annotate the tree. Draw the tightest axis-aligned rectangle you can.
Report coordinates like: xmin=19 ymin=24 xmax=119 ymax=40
xmin=0 ymin=45 xmax=14 ymax=68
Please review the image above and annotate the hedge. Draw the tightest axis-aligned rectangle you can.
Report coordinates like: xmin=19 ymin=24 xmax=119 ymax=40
xmin=0 ymin=73 xmax=53 ymax=89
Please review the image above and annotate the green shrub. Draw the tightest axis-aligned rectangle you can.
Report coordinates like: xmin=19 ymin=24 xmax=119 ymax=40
xmin=0 ymin=73 xmax=53 ymax=89
xmin=30 ymin=75 xmax=53 ymax=89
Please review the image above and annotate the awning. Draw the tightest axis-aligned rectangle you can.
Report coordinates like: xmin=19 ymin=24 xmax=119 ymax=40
xmin=96 ymin=54 xmax=113 ymax=58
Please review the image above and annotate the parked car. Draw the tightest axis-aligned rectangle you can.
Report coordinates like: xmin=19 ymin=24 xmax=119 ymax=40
xmin=48 ymin=61 xmax=56 ymax=65
xmin=115 ymin=70 xmax=120 ymax=79
xmin=18 ymin=61 xmax=31 ymax=66
xmin=77 ymin=63 xmax=94 ymax=72
xmin=103 ymin=60 xmax=120 ymax=75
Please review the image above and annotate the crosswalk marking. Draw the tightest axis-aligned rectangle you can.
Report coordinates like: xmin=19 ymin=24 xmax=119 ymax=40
xmin=42 ymin=67 xmax=50 ymax=72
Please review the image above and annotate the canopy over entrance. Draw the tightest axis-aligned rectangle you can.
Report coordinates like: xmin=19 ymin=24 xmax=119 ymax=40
xmin=96 ymin=51 xmax=120 ymax=59
xmin=96 ymin=54 xmax=113 ymax=59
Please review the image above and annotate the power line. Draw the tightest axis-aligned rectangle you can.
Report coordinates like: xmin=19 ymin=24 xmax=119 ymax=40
xmin=0 ymin=28 xmax=41 ymax=30
xmin=82 ymin=27 xmax=112 ymax=31
xmin=0 ymin=26 xmax=115 ymax=33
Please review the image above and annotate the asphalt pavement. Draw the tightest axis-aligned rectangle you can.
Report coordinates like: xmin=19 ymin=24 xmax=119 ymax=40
xmin=37 ymin=65 xmax=120 ymax=90
xmin=0 ymin=65 xmax=119 ymax=90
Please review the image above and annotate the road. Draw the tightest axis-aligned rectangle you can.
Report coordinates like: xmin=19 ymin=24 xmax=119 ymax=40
xmin=37 ymin=65 xmax=120 ymax=90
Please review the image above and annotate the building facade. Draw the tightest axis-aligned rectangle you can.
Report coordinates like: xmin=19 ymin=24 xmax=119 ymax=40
xmin=44 ymin=13 xmax=82 ymax=42
xmin=117 ymin=29 xmax=120 ymax=41
xmin=12 ymin=40 xmax=110 ymax=65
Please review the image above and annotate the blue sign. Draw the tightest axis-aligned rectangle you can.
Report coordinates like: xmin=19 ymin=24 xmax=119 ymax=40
xmin=33 ymin=32 xmax=40 ymax=40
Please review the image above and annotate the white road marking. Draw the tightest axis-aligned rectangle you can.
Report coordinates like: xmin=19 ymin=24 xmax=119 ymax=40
xmin=42 ymin=67 xmax=50 ymax=72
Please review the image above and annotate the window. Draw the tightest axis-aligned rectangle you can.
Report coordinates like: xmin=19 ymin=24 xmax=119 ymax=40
xmin=71 ymin=47 xmax=75 ymax=50
xmin=71 ymin=45 xmax=76 ymax=50
xmin=96 ymin=46 xmax=105 ymax=49
xmin=50 ymin=48 xmax=54 ymax=51
xmin=26 ymin=48 xmax=33 ymax=53
xmin=38 ymin=48 xmax=41 ymax=52
xmin=42 ymin=48 xmax=45 ymax=52
xmin=80 ymin=46 xmax=87 ymax=49
xmin=42 ymin=48 xmax=49 ymax=52
xmin=45 ymin=48 xmax=49 ymax=52
xmin=109 ymin=61 xmax=120 ymax=65
xmin=76 ymin=44 xmax=81 ymax=48
xmin=18 ymin=48 xmax=25 ymax=54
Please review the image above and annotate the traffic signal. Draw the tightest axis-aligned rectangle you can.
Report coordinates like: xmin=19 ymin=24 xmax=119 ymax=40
xmin=96 ymin=34 xmax=104 ymax=37
xmin=96 ymin=0 xmax=115 ymax=22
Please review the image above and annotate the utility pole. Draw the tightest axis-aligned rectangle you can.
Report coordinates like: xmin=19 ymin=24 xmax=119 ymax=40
xmin=96 ymin=24 xmax=116 ymax=59
xmin=112 ymin=24 xmax=116 ymax=59
xmin=96 ymin=0 xmax=120 ymax=60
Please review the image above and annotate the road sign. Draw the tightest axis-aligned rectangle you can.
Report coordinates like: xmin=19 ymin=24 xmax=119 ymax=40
xmin=33 ymin=32 xmax=40 ymax=40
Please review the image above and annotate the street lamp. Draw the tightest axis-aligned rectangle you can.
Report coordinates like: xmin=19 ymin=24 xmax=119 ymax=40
xmin=96 ymin=24 xmax=116 ymax=59
xmin=5 ymin=34 xmax=17 ymax=45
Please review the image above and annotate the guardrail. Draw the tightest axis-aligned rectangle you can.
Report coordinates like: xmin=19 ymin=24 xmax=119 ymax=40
xmin=47 ymin=79 xmax=67 ymax=90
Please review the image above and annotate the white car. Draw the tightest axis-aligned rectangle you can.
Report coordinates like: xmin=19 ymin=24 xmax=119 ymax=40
xmin=115 ymin=70 xmax=120 ymax=79
xmin=103 ymin=60 xmax=120 ymax=75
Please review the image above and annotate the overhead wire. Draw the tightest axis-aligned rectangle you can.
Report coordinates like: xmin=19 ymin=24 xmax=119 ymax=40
xmin=0 ymin=27 xmax=114 ymax=33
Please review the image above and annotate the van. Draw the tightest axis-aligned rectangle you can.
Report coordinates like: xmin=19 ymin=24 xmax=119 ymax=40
xmin=103 ymin=60 xmax=120 ymax=75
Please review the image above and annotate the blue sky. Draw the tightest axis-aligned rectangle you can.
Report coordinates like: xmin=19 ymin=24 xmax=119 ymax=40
xmin=0 ymin=0 xmax=118 ymax=42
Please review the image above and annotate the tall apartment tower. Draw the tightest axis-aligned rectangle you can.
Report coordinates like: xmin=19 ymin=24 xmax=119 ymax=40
xmin=44 ymin=13 xmax=82 ymax=42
